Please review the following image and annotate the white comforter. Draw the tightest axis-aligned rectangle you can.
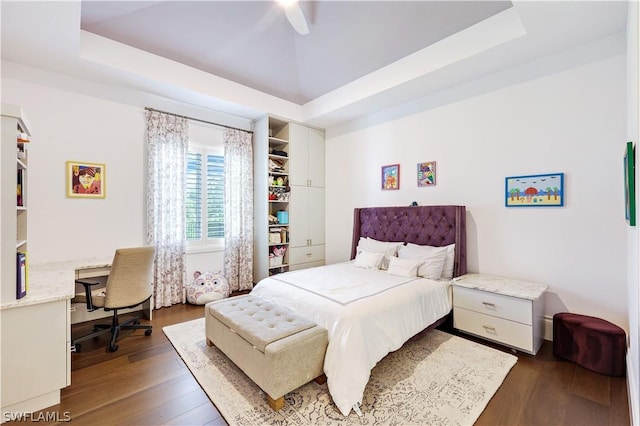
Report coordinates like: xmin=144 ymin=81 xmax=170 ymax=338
xmin=250 ymin=262 xmax=452 ymax=416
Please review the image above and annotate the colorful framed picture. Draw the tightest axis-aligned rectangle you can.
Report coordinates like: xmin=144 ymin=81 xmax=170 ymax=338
xmin=381 ymin=164 xmax=400 ymax=190
xmin=624 ymin=141 xmax=635 ymax=226
xmin=417 ymin=161 xmax=436 ymax=187
xmin=505 ymin=172 xmax=564 ymax=207
xmin=66 ymin=161 xmax=106 ymax=198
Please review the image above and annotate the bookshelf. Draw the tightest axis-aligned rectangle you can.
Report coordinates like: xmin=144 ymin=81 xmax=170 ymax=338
xmin=1 ymin=104 xmax=31 ymax=302
xmin=253 ymin=116 xmax=291 ymax=280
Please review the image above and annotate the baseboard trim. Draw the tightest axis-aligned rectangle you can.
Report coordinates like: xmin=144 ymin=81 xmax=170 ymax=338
xmin=543 ymin=315 xmax=553 ymax=341
xmin=627 ymin=351 xmax=639 ymax=426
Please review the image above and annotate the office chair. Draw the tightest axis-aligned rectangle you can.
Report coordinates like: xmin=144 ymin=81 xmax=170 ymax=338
xmin=72 ymin=246 xmax=155 ymax=352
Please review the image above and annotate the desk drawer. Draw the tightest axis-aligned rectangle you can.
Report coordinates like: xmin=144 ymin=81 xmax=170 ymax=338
xmin=453 ymin=286 xmax=532 ymax=325
xmin=454 ymin=307 xmax=534 ymax=352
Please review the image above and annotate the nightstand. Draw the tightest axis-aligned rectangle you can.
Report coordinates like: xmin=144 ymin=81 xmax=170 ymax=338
xmin=452 ymin=273 xmax=548 ymax=355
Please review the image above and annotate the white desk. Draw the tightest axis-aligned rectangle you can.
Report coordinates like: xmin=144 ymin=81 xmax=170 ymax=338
xmin=0 ymin=258 xmax=152 ymax=419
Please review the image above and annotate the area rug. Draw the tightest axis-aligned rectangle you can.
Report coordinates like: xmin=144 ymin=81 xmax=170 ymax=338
xmin=163 ymin=318 xmax=517 ymax=426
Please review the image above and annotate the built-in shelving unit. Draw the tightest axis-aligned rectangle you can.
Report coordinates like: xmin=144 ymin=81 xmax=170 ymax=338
xmin=252 ymin=115 xmax=326 ymax=283
xmin=267 ymin=130 xmax=291 ymax=276
xmin=253 ymin=116 xmax=291 ymax=281
xmin=2 ymin=104 xmax=31 ymax=302
xmin=1 ymin=105 xmax=73 ymax=417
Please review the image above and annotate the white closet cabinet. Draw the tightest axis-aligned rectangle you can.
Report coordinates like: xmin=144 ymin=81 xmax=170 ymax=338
xmin=288 ymin=123 xmax=325 ymax=270
xmin=289 ymin=123 xmax=325 ymax=187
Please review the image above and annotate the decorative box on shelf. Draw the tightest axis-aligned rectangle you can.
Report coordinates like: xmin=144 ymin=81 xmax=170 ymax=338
xmin=269 ymin=232 xmax=282 ymax=244
xmin=269 ymin=256 xmax=284 ymax=267
xmin=277 ymin=210 xmax=289 ymax=224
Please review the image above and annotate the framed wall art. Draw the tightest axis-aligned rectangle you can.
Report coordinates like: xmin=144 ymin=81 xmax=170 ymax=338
xmin=505 ymin=172 xmax=564 ymax=207
xmin=66 ymin=161 xmax=106 ymax=198
xmin=417 ymin=161 xmax=436 ymax=187
xmin=381 ymin=164 xmax=400 ymax=190
xmin=624 ymin=141 xmax=635 ymax=226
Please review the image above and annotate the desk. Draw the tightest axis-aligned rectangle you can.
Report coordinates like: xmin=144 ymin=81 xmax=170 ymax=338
xmin=0 ymin=258 xmax=153 ymax=419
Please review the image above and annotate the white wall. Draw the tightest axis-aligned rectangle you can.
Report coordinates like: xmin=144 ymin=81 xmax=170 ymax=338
xmin=626 ymin=1 xmax=639 ymax=423
xmin=2 ymin=79 xmax=145 ymax=263
xmin=325 ymin=44 xmax=628 ymax=331
xmin=1 ymin=77 xmax=232 ymax=280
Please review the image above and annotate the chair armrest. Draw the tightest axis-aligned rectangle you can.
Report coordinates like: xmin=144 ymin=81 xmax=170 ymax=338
xmin=75 ymin=279 xmax=102 ymax=311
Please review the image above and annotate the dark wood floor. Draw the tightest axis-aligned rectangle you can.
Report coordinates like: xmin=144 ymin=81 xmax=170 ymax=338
xmin=32 ymin=303 xmax=630 ymax=425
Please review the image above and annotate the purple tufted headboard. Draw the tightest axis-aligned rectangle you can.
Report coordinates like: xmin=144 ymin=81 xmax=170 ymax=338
xmin=350 ymin=205 xmax=467 ymax=277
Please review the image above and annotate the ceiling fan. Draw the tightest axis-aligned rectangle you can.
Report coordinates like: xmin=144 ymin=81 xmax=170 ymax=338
xmin=277 ymin=0 xmax=309 ymax=35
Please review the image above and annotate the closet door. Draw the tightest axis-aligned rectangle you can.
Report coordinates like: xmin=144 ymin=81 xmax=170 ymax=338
xmin=288 ymin=123 xmax=308 ymax=187
xmin=308 ymin=127 xmax=325 ymax=188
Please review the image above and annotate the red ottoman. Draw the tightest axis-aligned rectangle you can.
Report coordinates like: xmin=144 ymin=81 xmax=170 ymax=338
xmin=553 ymin=313 xmax=626 ymax=377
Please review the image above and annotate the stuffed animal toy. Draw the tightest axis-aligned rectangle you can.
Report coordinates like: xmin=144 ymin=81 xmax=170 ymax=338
xmin=186 ymin=270 xmax=230 ymax=305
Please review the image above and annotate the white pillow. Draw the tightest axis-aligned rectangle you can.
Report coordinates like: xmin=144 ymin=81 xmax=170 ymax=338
xmin=353 ymin=250 xmax=385 ymax=270
xmin=356 ymin=237 xmax=404 ymax=269
xmin=387 ymin=256 xmax=423 ymax=278
xmin=398 ymin=244 xmax=448 ymax=280
xmin=441 ymin=243 xmax=456 ymax=279
xmin=406 ymin=243 xmax=455 ymax=279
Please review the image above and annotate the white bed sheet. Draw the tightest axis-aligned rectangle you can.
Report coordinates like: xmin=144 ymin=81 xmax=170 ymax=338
xmin=250 ymin=262 xmax=452 ymax=416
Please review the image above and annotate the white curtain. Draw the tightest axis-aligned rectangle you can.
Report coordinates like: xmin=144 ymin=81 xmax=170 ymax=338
xmin=223 ymin=128 xmax=254 ymax=292
xmin=145 ymin=110 xmax=189 ymax=308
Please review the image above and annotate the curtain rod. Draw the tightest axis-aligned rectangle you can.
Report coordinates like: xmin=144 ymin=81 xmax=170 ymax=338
xmin=144 ymin=107 xmax=253 ymax=134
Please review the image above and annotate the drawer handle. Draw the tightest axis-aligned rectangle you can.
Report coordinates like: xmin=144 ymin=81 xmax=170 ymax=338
xmin=482 ymin=302 xmax=496 ymax=308
xmin=482 ymin=325 xmax=496 ymax=332
xmin=306 ymin=253 xmax=312 ymax=257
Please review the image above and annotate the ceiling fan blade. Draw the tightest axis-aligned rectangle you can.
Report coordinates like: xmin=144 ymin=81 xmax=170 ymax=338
xmin=284 ymin=2 xmax=309 ymax=35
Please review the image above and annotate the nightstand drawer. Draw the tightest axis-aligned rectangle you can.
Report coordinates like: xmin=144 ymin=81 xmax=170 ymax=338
xmin=453 ymin=286 xmax=532 ymax=325
xmin=454 ymin=307 xmax=534 ymax=352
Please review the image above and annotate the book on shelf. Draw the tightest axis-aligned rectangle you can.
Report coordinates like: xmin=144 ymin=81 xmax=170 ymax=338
xmin=16 ymin=252 xmax=27 ymax=299
xmin=16 ymin=169 xmax=24 ymax=207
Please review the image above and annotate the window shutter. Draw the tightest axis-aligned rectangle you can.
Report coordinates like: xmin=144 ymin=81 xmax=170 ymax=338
xmin=207 ymin=154 xmax=224 ymax=238
xmin=186 ymin=152 xmax=202 ymax=240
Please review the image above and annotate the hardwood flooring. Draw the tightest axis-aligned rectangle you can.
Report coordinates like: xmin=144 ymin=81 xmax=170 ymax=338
xmin=31 ymin=303 xmax=629 ymax=425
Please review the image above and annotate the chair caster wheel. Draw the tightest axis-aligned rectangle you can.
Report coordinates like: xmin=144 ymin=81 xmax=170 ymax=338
xmin=109 ymin=344 xmax=118 ymax=352
xmin=145 ymin=329 xmax=152 ymax=336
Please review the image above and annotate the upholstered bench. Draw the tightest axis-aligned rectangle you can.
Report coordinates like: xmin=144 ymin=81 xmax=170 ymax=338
xmin=205 ymin=295 xmax=328 ymax=410
xmin=553 ymin=312 xmax=626 ymax=376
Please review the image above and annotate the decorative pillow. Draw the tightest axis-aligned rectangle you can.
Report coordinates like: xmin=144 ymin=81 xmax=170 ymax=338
xmin=397 ymin=244 xmax=448 ymax=280
xmin=356 ymin=237 xmax=404 ymax=269
xmin=406 ymin=243 xmax=455 ymax=279
xmin=441 ymin=244 xmax=456 ymax=279
xmin=387 ymin=256 xmax=423 ymax=278
xmin=186 ymin=271 xmax=230 ymax=305
xmin=353 ymin=250 xmax=385 ymax=270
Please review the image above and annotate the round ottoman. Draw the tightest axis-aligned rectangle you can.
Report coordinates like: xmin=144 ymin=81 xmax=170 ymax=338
xmin=553 ymin=312 xmax=626 ymax=377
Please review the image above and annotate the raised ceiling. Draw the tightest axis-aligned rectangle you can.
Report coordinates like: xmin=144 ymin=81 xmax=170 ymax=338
xmin=0 ymin=1 xmax=629 ymax=128
xmin=80 ymin=1 xmax=513 ymax=105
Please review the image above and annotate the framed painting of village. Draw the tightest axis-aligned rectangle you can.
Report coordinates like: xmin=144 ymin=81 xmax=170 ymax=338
xmin=505 ymin=172 xmax=564 ymax=207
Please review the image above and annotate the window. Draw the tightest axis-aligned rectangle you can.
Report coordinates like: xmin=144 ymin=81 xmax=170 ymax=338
xmin=186 ymin=144 xmax=224 ymax=246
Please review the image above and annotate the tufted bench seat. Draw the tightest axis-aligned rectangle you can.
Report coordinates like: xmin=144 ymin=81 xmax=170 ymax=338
xmin=205 ymin=295 xmax=328 ymax=410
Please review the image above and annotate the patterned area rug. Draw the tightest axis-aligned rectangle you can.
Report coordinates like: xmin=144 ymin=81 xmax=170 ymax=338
xmin=163 ymin=318 xmax=517 ymax=426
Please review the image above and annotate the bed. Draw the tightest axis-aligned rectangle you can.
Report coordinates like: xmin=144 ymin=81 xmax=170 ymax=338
xmin=251 ymin=205 xmax=467 ymax=416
